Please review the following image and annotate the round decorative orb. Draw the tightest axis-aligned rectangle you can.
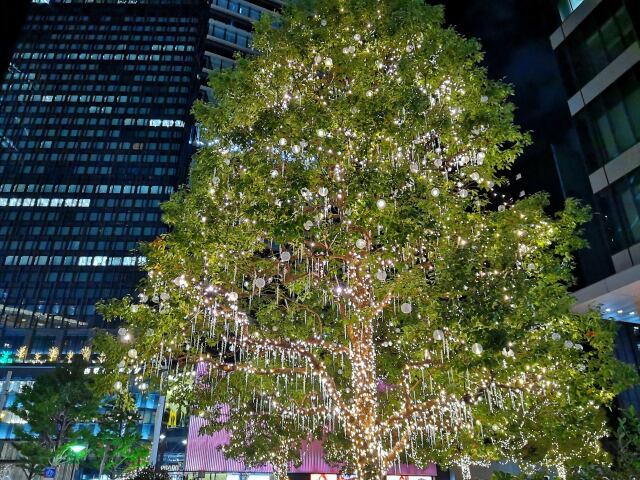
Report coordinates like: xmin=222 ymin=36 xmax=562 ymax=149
xmin=114 ymin=381 xmax=123 ymax=391
xmin=127 ymin=349 xmax=138 ymax=359
xmin=574 ymin=343 xmax=583 ymax=351
xmin=292 ymin=144 xmax=301 ymax=154
xmin=376 ymin=199 xmax=386 ymax=209
xmin=316 ymin=129 xmax=325 ymax=137
xmin=318 ymin=187 xmax=329 ymax=197
xmin=254 ymin=277 xmax=266 ymax=289
xmin=481 ymin=95 xmax=489 ymax=103
xmin=459 ymin=189 xmax=469 ymax=198
xmin=410 ymin=163 xmax=420 ymax=173
xmin=434 ymin=159 xmax=443 ymax=167
xmin=227 ymin=292 xmax=238 ymax=302
xmin=279 ymin=138 xmax=287 ymax=146
xmin=551 ymin=332 xmax=561 ymax=341
xmin=304 ymin=220 xmax=313 ymax=230
xmin=564 ymin=340 xmax=574 ymax=349
xmin=160 ymin=292 xmax=170 ymax=301
xmin=139 ymin=294 xmax=148 ymax=303
xmin=355 ymin=238 xmax=367 ymax=249
xmin=324 ymin=58 xmax=333 ymax=67
xmin=471 ymin=343 xmax=483 ymax=355
xmin=400 ymin=302 xmax=412 ymax=314
xmin=498 ymin=205 xmax=506 ymax=212
xmin=280 ymin=251 xmax=291 ymax=262
xmin=430 ymin=187 xmax=440 ymax=197
xmin=470 ymin=172 xmax=480 ymax=182
xmin=270 ymin=169 xmax=279 ymax=178
xmin=433 ymin=330 xmax=444 ymax=341
xmin=376 ymin=270 xmax=387 ymax=281
xmin=118 ymin=328 xmax=128 ymax=337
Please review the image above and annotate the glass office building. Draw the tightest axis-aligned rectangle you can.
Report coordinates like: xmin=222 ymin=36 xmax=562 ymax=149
xmin=550 ymin=0 xmax=640 ymax=407
xmin=0 ymin=0 xmax=209 ymax=469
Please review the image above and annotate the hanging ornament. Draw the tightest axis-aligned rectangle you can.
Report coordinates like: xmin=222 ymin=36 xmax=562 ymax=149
xmin=318 ymin=187 xmax=329 ymax=197
xmin=563 ymin=340 xmax=574 ymax=349
xmin=118 ymin=327 xmax=128 ymax=337
xmin=431 ymin=187 xmax=440 ymax=197
xmin=355 ymin=238 xmax=367 ymax=249
xmin=114 ymin=381 xmax=122 ymax=391
xmin=280 ymin=251 xmax=291 ymax=262
xmin=471 ymin=343 xmax=483 ymax=355
xmin=304 ymin=220 xmax=313 ymax=230
xmin=375 ymin=270 xmax=387 ymax=281
xmin=459 ymin=189 xmax=469 ymax=198
xmin=279 ymin=138 xmax=287 ymax=146
xmin=433 ymin=330 xmax=444 ymax=341
xmin=376 ymin=199 xmax=386 ymax=209
xmin=400 ymin=302 xmax=412 ymax=314
xmin=227 ymin=291 xmax=238 ymax=302
xmin=254 ymin=277 xmax=266 ymax=289
xmin=127 ymin=349 xmax=138 ymax=359
xmin=292 ymin=144 xmax=301 ymax=154
xmin=434 ymin=159 xmax=443 ymax=167
xmin=410 ymin=162 xmax=419 ymax=173
xmin=317 ymin=129 xmax=326 ymax=137
xmin=324 ymin=57 xmax=333 ymax=67
xmin=320 ymin=19 xmax=327 ymax=26
xmin=481 ymin=95 xmax=489 ymax=103
xmin=470 ymin=172 xmax=480 ymax=182
xmin=551 ymin=332 xmax=561 ymax=341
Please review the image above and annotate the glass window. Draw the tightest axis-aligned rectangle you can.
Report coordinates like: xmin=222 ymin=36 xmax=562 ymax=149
xmin=576 ymin=64 xmax=640 ymax=172
xmin=557 ymin=1 xmax=637 ymax=93
xmin=597 ymin=167 xmax=640 ymax=252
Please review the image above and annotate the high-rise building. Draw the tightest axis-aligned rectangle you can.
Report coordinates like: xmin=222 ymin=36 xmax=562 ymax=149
xmin=550 ymin=0 xmax=640 ymax=407
xmin=0 ymin=0 xmax=210 ymax=470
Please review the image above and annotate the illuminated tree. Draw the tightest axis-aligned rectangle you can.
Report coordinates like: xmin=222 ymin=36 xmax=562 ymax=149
xmin=100 ymin=0 xmax=636 ymax=478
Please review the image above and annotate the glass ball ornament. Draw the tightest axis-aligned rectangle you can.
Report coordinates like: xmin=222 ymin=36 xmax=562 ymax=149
xmin=498 ymin=205 xmax=506 ymax=212
xmin=471 ymin=343 xmax=483 ymax=355
xmin=278 ymin=138 xmax=287 ymax=146
xmin=304 ymin=220 xmax=313 ymax=231
xmin=118 ymin=327 xmax=128 ymax=337
xmin=316 ymin=129 xmax=325 ymax=137
xmin=470 ymin=172 xmax=480 ymax=182
xmin=320 ymin=19 xmax=327 ymax=26
xmin=292 ymin=144 xmax=301 ymax=154
xmin=574 ymin=343 xmax=583 ymax=351
xmin=270 ymin=169 xmax=279 ymax=178
xmin=459 ymin=189 xmax=469 ymax=198
xmin=139 ymin=294 xmax=148 ymax=303
xmin=254 ymin=277 xmax=266 ymax=289
xmin=355 ymin=238 xmax=367 ymax=249
xmin=114 ymin=381 xmax=123 ymax=391
xmin=375 ymin=270 xmax=387 ymax=281
xmin=376 ymin=198 xmax=386 ymax=209
xmin=551 ymin=332 xmax=561 ymax=341
xmin=127 ymin=349 xmax=138 ymax=359
xmin=400 ymin=302 xmax=412 ymax=314
xmin=280 ymin=251 xmax=291 ymax=262
xmin=433 ymin=330 xmax=444 ymax=341
xmin=227 ymin=291 xmax=238 ymax=302
xmin=430 ymin=187 xmax=440 ymax=197
xmin=410 ymin=162 xmax=419 ymax=173
xmin=434 ymin=159 xmax=443 ymax=168
xmin=481 ymin=95 xmax=489 ymax=103
xmin=324 ymin=57 xmax=333 ymax=67
xmin=318 ymin=187 xmax=329 ymax=197
xmin=564 ymin=340 xmax=574 ymax=349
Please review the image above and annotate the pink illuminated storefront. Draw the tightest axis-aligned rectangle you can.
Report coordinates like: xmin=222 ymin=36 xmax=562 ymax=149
xmin=184 ymin=416 xmax=438 ymax=480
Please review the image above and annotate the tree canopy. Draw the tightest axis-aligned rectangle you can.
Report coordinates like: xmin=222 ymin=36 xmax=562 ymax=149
xmin=99 ymin=0 xmax=637 ymax=478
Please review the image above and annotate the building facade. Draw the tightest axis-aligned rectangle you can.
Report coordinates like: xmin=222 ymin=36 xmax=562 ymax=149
xmin=0 ymin=0 xmax=210 ymax=474
xmin=550 ymin=0 xmax=640 ymax=407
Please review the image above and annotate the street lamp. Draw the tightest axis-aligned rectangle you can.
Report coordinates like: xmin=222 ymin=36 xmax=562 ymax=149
xmin=68 ymin=443 xmax=87 ymax=480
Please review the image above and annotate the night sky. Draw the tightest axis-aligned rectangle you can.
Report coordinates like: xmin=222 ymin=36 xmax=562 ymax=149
xmin=1 ymin=0 xmax=573 ymax=207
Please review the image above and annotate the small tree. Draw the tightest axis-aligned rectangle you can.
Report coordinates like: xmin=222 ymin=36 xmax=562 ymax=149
xmin=9 ymin=360 xmax=101 ymax=475
xmin=84 ymin=393 xmax=149 ymax=479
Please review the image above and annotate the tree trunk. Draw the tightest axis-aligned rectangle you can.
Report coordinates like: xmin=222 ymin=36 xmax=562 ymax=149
xmin=98 ymin=448 xmax=108 ymax=479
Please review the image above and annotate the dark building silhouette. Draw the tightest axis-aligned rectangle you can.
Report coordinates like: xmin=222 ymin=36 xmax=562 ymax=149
xmin=549 ymin=0 xmax=640 ymax=408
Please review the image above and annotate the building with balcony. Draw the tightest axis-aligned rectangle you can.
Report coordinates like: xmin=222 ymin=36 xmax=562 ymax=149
xmin=550 ymin=0 xmax=640 ymax=407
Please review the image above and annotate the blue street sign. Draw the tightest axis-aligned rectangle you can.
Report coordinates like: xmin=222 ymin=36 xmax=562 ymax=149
xmin=43 ymin=466 xmax=56 ymax=478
